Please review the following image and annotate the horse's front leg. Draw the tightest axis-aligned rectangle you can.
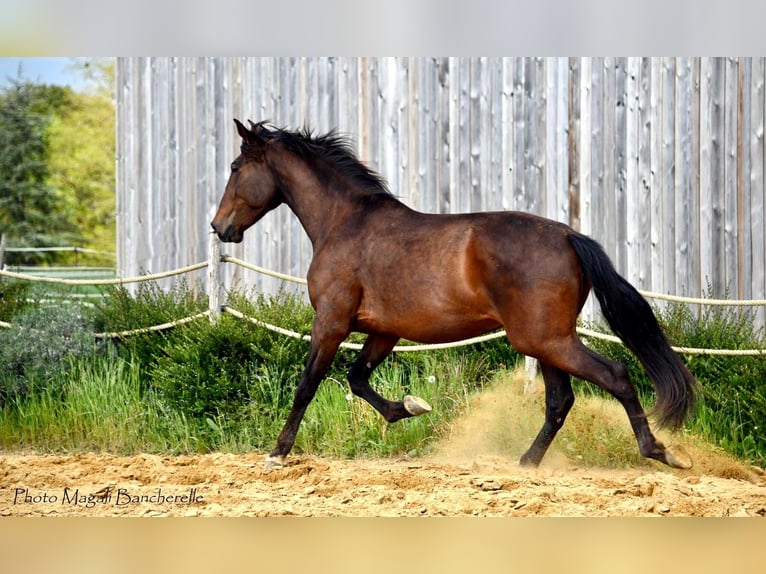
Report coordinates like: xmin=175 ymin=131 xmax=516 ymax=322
xmin=266 ymin=326 xmax=345 ymax=468
xmin=347 ymin=334 xmax=432 ymax=422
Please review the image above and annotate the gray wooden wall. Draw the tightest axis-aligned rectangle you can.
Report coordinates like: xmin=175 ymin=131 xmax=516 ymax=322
xmin=116 ymin=57 xmax=766 ymax=324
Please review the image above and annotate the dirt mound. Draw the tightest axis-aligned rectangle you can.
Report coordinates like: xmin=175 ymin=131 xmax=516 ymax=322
xmin=434 ymin=370 xmax=765 ymax=483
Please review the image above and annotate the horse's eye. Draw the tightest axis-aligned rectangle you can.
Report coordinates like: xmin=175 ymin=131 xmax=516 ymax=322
xmin=231 ymin=163 xmax=239 ymax=173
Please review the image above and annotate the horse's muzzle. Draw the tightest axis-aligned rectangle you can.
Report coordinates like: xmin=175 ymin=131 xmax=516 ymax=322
xmin=210 ymin=221 xmax=242 ymax=243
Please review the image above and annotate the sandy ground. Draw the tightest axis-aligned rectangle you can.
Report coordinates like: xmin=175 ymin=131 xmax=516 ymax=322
xmin=2 ymin=449 xmax=765 ymax=517
xmin=3 ymin=372 xmax=766 ymax=518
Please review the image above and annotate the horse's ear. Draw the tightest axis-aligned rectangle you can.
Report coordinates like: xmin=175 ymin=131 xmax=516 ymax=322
xmin=234 ymin=118 xmax=267 ymax=155
xmin=234 ymin=118 xmax=252 ymax=140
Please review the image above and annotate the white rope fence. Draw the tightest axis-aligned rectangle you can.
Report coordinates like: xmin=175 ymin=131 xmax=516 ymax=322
xmin=1 ymin=235 xmax=765 ymax=356
xmin=0 ymin=262 xmax=208 ymax=286
xmin=94 ymin=311 xmax=211 ymax=339
xmin=4 ymin=246 xmax=116 ymax=257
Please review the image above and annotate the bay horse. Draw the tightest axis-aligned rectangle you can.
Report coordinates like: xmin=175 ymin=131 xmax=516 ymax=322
xmin=211 ymin=119 xmax=698 ymax=469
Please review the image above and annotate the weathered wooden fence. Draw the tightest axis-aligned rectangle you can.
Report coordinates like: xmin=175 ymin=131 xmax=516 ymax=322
xmin=116 ymin=57 xmax=766 ymax=324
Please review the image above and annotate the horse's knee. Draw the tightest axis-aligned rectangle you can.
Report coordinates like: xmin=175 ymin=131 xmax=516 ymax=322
xmin=606 ymin=362 xmax=640 ymax=401
xmin=546 ymin=393 xmax=574 ymax=427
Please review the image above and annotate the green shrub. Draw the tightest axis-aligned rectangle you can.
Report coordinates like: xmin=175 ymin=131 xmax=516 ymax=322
xmin=137 ymin=290 xmax=314 ymax=431
xmin=0 ymin=303 xmax=102 ymax=404
xmin=93 ymin=279 xmax=207 ymax=369
xmin=147 ymin=315 xmax=300 ymax=420
xmin=0 ymin=278 xmax=33 ymax=322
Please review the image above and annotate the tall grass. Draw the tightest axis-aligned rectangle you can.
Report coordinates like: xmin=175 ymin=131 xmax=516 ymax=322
xmin=0 ymin=357 xmax=203 ymax=454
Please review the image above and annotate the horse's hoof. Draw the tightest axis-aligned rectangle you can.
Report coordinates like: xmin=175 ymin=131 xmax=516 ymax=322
xmin=664 ymin=444 xmax=693 ymax=469
xmin=404 ymin=395 xmax=432 ymax=416
xmin=265 ymin=455 xmax=286 ymax=469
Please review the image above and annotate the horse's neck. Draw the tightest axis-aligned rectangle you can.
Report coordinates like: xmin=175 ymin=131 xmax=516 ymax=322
xmin=272 ymin=155 xmax=356 ymax=247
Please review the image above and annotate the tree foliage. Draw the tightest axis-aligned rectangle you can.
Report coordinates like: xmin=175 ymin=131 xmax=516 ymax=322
xmin=0 ymin=59 xmax=115 ymax=266
xmin=0 ymin=78 xmax=79 ymax=263
xmin=47 ymin=64 xmax=116 ymax=264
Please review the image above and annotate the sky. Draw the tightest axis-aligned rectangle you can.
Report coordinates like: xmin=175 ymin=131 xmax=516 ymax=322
xmin=0 ymin=57 xmax=89 ymax=91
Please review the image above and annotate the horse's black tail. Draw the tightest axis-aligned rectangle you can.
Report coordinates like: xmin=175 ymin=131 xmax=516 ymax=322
xmin=568 ymin=232 xmax=698 ymax=429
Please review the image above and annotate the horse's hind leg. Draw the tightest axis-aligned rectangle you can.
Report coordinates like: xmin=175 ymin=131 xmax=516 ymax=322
xmin=347 ymin=334 xmax=431 ymax=422
xmin=544 ymin=339 xmax=692 ymax=469
xmin=519 ymin=362 xmax=575 ymax=467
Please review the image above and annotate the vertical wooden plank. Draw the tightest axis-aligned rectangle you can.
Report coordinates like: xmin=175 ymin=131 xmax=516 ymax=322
xmin=457 ymin=58 xmax=471 ymax=213
xmin=357 ymin=57 xmax=370 ymax=166
xmin=417 ymin=57 xmax=429 ymax=212
xmin=137 ymin=57 xmax=153 ymax=269
xmin=567 ymin=57 xmax=581 ymax=231
xmin=395 ymin=57 xmax=410 ymax=205
xmin=526 ymin=57 xmax=545 ymax=217
xmin=489 ymin=58 xmax=504 ymax=212
xmin=625 ymin=57 xmax=640 ymax=285
xmin=675 ymin=58 xmax=694 ymax=296
xmin=583 ymin=58 xmax=612 ymax=242
xmin=512 ymin=57 xmax=526 ymax=212
xmin=637 ymin=57 xmax=653 ymax=291
xmin=381 ymin=57 xmax=399 ymax=198
xmin=699 ymin=57 xmax=713 ymax=296
xmin=579 ymin=58 xmax=594 ymax=320
xmin=649 ymin=59 xmax=664 ymax=295
xmin=368 ymin=58 xmax=381 ymax=176
xmin=737 ymin=58 xmax=749 ymax=300
xmin=502 ymin=57 xmax=514 ymax=212
xmin=472 ymin=58 xmax=487 ymax=211
xmin=406 ymin=57 xmax=419 ymax=211
xmin=724 ymin=57 xmax=739 ymax=297
xmin=614 ymin=57 xmax=628 ymax=273
xmin=436 ymin=58 xmax=451 ymax=213
xmin=326 ymin=56 xmax=339 ymax=132
xmin=115 ymin=57 xmax=128 ymax=276
xmin=661 ymin=57 xmax=677 ymax=296
xmin=751 ymin=58 xmax=766 ymax=325
xmin=691 ymin=58 xmax=702 ymax=299
xmin=545 ymin=57 xmax=569 ymax=223
xmin=597 ymin=57 xmax=614 ymax=256
xmin=710 ymin=57 xmax=727 ymax=297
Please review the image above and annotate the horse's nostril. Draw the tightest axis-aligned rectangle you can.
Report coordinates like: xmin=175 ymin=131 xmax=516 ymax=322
xmin=210 ymin=221 xmax=226 ymax=240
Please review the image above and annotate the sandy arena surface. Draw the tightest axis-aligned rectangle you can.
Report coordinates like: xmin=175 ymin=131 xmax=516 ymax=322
xmin=2 ymin=449 xmax=765 ymax=517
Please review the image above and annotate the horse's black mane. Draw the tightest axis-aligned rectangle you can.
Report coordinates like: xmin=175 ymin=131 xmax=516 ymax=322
xmin=249 ymin=121 xmax=393 ymax=197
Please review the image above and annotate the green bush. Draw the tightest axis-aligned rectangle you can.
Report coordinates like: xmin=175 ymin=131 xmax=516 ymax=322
xmin=0 ymin=302 xmax=102 ymax=404
xmin=93 ymin=279 xmax=207 ymax=371
xmin=148 ymin=315 xmax=301 ymax=421
xmin=0 ymin=278 xmax=32 ymax=322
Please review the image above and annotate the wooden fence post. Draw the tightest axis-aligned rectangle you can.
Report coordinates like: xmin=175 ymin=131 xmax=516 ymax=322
xmin=0 ymin=233 xmax=6 ymax=269
xmin=523 ymin=356 xmax=539 ymax=394
xmin=208 ymin=231 xmax=222 ymax=322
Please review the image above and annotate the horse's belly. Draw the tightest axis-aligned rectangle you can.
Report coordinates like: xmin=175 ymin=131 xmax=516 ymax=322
xmin=354 ymin=308 xmax=502 ymax=344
